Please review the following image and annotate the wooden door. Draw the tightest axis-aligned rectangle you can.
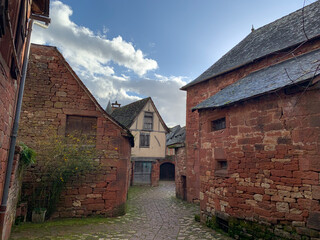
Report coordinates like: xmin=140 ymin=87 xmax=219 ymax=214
xmin=133 ymin=161 xmax=152 ymax=185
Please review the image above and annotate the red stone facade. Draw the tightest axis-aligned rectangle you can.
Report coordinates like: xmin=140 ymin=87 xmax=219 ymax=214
xmin=0 ymin=1 xmax=49 ymax=238
xmin=185 ymin=39 xmax=320 ymax=204
xmin=184 ymin=38 xmax=320 ymax=237
xmin=18 ymin=44 xmax=132 ymax=218
xmin=174 ymin=147 xmax=187 ymax=200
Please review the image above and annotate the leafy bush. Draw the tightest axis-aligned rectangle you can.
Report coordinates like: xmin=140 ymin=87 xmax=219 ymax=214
xmin=31 ymin=132 xmax=100 ymax=217
xmin=19 ymin=142 xmax=36 ymax=167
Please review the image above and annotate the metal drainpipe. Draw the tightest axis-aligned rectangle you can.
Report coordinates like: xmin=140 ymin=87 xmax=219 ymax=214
xmin=0 ymin=19 xmax=34 ymax=222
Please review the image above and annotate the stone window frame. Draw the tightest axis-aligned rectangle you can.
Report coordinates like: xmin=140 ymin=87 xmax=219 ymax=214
xmin=214 ymin=159 xmax=228 ymax=178
xmin=139 ymin=132 xmax=150 ymax=148
xmin=211 ymin=117 xmax=226 ymax=131
xmin=207 ymin=113 xmax=228 ymax=135
xmin=213 ymin=148 xmax=229 ymax=178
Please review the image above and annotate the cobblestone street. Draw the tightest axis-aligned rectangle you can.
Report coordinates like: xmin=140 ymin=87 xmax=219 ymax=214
xmin=11 ymin=181 xmax=230 ymax=240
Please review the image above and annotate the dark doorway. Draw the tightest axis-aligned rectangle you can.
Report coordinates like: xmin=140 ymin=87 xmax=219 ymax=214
xmin=160 ymin=162 xmax=175 ymax=180
xmin=182 ymin=175 xmax=187 ymax=201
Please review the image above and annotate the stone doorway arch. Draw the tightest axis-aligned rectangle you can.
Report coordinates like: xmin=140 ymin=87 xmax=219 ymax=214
xmin=160 ymin=162 xmax=175 ymax=181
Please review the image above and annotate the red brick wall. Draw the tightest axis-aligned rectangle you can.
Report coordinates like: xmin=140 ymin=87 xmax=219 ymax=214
xmin=18 ymin=44 xmax=131 ymax=218
xmin=0 ymin=0 xmax=26 ymax=206
xmin=198 ymin=86 xmax=320 ymax=236
xmin=0 ymin=1 xmax=35 ymax=238
xmin=151 ymin=161 xmax=160 ymax=187
xmin=184 ymin=38 xmax=320 ymax=203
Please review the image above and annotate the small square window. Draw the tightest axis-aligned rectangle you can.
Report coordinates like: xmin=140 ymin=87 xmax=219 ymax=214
xmin=215 ymin=160 xmax=228 ymax=177
xmin=140 ymin=133 xmax=150 ymax=148
xmin=217 ymin=160 xmax=228 ymax=170
xmin=211 ymin=117 xmax=226 ymax=131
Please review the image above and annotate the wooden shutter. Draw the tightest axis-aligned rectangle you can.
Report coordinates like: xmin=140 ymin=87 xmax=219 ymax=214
xmin=10 ymin=0 xmax=27 ymax=79
xmin=66 ymin=115 xmax=97 ymax=138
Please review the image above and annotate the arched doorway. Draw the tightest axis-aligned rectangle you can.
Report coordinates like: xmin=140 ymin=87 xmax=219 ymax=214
xmin=160 ymin=162 xmax=175 ymax=180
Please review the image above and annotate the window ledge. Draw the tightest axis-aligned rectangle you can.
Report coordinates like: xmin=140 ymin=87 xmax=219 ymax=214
xmin=214 ymin=169 xmax=229 ymax=178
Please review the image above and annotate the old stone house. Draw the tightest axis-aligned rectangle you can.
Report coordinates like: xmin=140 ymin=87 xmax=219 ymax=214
xmin=181 ymin=1 xmax=320 ymax=239
xmin=18 ymin=44 xmax=133 ymax=218
xmin=166 ymin=126 xmax=186 ymax=200
xmin=111 ymin=97 xmax=170 ymax=186
xmin=0 ymin=1 xmax=49 ymax=239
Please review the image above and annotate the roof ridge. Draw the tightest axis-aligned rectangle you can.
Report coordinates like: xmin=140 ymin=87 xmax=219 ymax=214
xmin=181 ymin=0 xmax=320 ymax=90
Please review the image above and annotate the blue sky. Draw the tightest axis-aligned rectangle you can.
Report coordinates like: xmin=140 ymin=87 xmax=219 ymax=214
xmin=31 ymin=0 xmax=316 ymax=127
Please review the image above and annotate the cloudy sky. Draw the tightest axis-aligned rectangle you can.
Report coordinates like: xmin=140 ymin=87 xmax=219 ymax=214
xmin=31 ymin=0 xmax=316 ymax=127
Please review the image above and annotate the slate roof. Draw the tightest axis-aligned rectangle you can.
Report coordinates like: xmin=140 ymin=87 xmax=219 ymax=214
xmin=166 ymin=125 xmax=181 ymax=143
xmin=166 ymin=126 xmax=186 ymax=146
xmin=105 ymin=100 xmax=112 ymax=114
xmin=181 ymin=0 xmax=320 ymax=90
xmin=111 ymin=98 xmax=150 ymax=128
xmin=193 ymin=48 xmax=320 ymax=111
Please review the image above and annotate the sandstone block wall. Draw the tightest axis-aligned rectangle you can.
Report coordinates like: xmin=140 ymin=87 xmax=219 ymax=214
xmin=18 ymin=44 xmax=131 ymax=218
xmin=174 ymin=147 xmax=187 ymax=200
xmin=185 ymin=38 xmax=320 ymax=238
xmin=198 ymin=87 xmax=320 ymax=238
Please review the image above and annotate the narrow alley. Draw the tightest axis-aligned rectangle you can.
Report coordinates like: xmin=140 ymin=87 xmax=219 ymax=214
xmin=11 ymin=181 xmax=230 ymax=240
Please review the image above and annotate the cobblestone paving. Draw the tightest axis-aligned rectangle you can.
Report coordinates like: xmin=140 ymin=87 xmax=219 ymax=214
xmin=11 ymin=181 xmax=231 ymax=240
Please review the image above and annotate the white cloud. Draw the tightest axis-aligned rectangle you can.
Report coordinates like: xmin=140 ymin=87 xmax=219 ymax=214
xmin=31 ymin=0 xmax=157 ymax=76
xmin=31 ymin=0 xmax=187 ymax=126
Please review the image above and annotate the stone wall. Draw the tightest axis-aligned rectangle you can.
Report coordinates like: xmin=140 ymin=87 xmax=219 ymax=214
xmin=184 ymin=38 xmax=320 ymax=204
xmin=2 ymin=149 xmax=21 ymax=240
xmin=198 ymin=86 xmax=320 ymax=239
xmin=0 ymin=1 xmax=36 ymax=239
xmin=151 ymin=161 xmax=160 ymax=187
xmin=174 ymin=147 xmax=187 ymax=200
xmin=18 ymin=44 xmax=132 ymax=218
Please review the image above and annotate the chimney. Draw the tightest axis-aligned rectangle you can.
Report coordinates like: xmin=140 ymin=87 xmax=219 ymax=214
xmin=111 ymin=101 xmax=121 ymax=110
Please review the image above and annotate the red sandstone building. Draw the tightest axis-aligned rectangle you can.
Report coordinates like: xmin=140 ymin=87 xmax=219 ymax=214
xmin=166 ymin=126 xmax=186 ymax=200
xmin=18 ymin=44 xmax=133 ymax=218
xmin=0 ymin=1 xmax=49 ymax=239
xmin=181 ymin=2 xmax=320 ymax=239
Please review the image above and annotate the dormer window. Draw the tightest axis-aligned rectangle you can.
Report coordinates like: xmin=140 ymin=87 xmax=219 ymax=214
xmin=143 ymin=112 xmax=153 ymax=130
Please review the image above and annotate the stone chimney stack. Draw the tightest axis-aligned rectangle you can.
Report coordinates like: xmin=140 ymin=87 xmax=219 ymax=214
xmin=111 ymin=101 xmax=121 ymax=110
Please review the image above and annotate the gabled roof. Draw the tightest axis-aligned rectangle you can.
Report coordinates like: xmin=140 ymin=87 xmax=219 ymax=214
xmin=193 ymin=48 xmax=320 ymax=111
xmin=30 ymin=44 xmax=133 ymax=145
xmin=111 ymin=98 xmax=150 ymax=128
xmin=111 ymin=97 xmax=170 ymax=133
xmin=181 ymin=0 xmax=320 ymax=90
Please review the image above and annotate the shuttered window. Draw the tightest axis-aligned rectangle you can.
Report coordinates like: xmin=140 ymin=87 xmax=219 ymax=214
xmin=66 ymin=115 xmax=97 ymax=139
xmin=10 ymin=0 xmax=27 ymax=79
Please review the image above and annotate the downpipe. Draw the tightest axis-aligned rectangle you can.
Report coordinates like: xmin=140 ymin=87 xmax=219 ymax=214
xmin=0 ymin=19 xmax=33 ymax=235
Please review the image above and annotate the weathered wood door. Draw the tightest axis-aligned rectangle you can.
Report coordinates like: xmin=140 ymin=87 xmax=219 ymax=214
xmin=133 ymin=161 xmax=152 ymax=185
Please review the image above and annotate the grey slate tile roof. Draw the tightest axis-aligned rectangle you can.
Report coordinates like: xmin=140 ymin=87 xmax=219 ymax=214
xmin=111 ymin=98 xmax=150 ymax=128
xmin=166 ymin=126 xmax=186 ymax=146
xmin=193 ymin=48 xmax=320 ymax=111
xmin=166 ymin=125 xmax=181 ymax=142
xmin=182 ymin=0 xmax=320 ymax=90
